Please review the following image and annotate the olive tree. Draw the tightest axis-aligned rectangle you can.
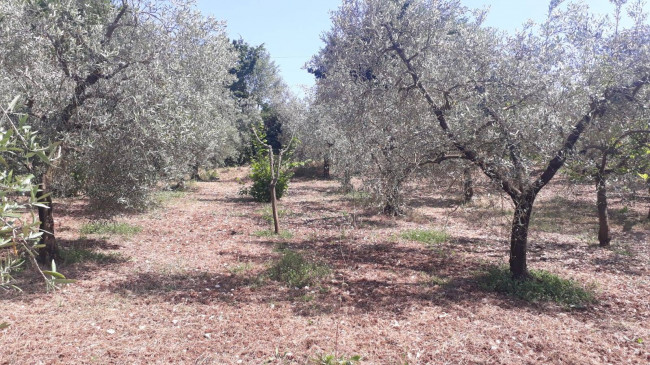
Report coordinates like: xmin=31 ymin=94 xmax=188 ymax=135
xmin=313 ymin=0 xmax=650 ymax=278
xmin=574 ymin=119 xmax=649 ymax=246
xmin=0 ymin=0 xmax=241 ymax=263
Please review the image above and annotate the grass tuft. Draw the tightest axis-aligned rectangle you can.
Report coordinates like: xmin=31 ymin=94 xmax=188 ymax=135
xmin=228 ymin=262 xmax=254 ymax=275
xmin=253 ymin=230 xmax=294 ymax=239
xmin=258 ymin=206 xmax=292 ymax=224
xmin=80 ymin=221 xmax=142 ymax=236
xmin=419 ymin=272 xmax=450 ymax=287
xmin=268 ymin=250 xmax=330 ymax=288
xmin=401 ymin=229 xmax=449 ymax=245
xmin=478 ymin=266 xmax=596 ymax=307
xmin=154 ymin=190 xmax=187 ymax=205
xmin=311 ymin=353 xmax=362 ymax=365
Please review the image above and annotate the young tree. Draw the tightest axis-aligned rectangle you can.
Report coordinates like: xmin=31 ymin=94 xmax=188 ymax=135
xmin=313 ymin=0 xmax=650 ymax=278
xmin=252 ymin=128 xmax=295 ymax=234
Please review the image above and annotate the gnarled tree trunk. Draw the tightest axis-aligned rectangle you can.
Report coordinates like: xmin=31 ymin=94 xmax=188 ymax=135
xmin=382 ymin=184 xmax=403 ymax=216
xmin=462 ymin=167 xmax=473 ymax=204
xmin=341 ymin=170 xmax=353 ymax=193
xmin=323 ymin=155 xmax=331 ymax=179
xmin=191 ymin=162 xmax=200 ymax=181
xmin=596 ymin=173 xmax=611 ymax=246
xmin=509 ymin=192 xmax=536 ymax=280
xmin=36 ymin=179 xmax=57 ymax=266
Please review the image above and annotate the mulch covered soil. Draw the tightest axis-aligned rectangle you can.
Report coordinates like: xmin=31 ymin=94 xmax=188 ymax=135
xmin=2 ymin=167 xmax=649 ymax=364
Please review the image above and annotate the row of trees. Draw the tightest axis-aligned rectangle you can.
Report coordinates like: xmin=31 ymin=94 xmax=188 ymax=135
xmin=0 ymin=0 xmax=304 ymax=276
xmin=301 ymin=0 xmax=649 ymax=279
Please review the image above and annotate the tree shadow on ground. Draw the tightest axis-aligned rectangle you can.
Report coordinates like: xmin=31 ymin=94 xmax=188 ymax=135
xmin=56 ymin=237 xmax=130 ymax=280
xmin=0 ymin=237 xmax=129 ymax=299
xmin=198 ymin=195 xmax=252 ymax=204
xmin=102 ymin=233 xmax=611 ymax=320
xmin=522 ymin=238 xmax=647 ymax=277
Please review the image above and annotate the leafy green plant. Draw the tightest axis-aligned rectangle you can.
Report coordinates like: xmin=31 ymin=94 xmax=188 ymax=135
xmin=247 ymin=123 xmax=304 ymax=203
xmin=312 ymin=353 xmax=362 ymax=365
xmin=478 ymin=266 xmax=596 ymax=307
xmin=400 ymin=229 xmax=449 ymax=245
xmin=0 ymin=256 xmax=25 ymax=291
xmin=80 ymin=221 xmax=142 ymax=236
xmin=268 ymin=250 xmax=330 ymax=288
xmin=0 ymin=97 xmax=67 ymax=291
xmin=249 ymin=161 xmax=292 ymax=202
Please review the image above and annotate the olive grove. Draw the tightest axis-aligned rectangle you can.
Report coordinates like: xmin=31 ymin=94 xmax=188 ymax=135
xmin=308 ymin=0 xmax=650 ymax=279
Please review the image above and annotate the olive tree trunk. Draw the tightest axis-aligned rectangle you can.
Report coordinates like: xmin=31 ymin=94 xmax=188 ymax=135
xmin=462 ymin=167 xmax=473 ymax=204
xmin=509 ymin=192 xmax=536 ymax=280
xmin=36 ymin=183 xmax=57 ymax=266
xmin=596 ymin=173 xmax=612 ymax=246
xmin=382 ymin=183 xmax=403 ymax=216
xmin=253 ymin=127 xmax=293 ymax=235
xmin=269 ymin=181 xmax=280 ymax=234
xmin=323 ymin=155 xmax=331 ymax=179
xmin=647 ymin=181 xmax=650 ymax=220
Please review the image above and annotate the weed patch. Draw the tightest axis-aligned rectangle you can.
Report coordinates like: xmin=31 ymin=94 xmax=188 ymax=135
xmin=154 ymin=190 xmax=187 ymax=205
xmin=268 ymin=250 xmax=330 ymax=288
xmin=258 ymin=206 xmax=292 ymax=224
xmin=312 ymin=353 xmax=362 ymax=365
xmin=253 ymin=230 xmax=294 ymax=239
xmin=80 ymin=222 xmax=142 ymax=236
xmin=228 ymin=262 xmax=254 ymax=275
xmin=401 ymin=229 xmax=449 ymax=245
xmin=478 ymin=266 xmax=596 ymax=307
xmin=419 ymin=272 xmax=450 ymax=286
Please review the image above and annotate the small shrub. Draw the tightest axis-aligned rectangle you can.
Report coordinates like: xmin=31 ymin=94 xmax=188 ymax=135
xmin=197 ymin=169 xmax=220 ymax=181
xmin=401 ymin=229 xmax=449 ymax=245
xmin=80 ymin=222 xmax=142 ymax=236
xmin=248 ymin=161 xmax=292 ymax=202
xmin=478 ymin=266 xmax=596 ymax=307
xmin=268 ymin=250 xmax=330 ymax=288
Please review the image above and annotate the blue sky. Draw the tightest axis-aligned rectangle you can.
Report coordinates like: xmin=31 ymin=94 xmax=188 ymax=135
xmin=197 ymin=0 xmax=648 ymax=98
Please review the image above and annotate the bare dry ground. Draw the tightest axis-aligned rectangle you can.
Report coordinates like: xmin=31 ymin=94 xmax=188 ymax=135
xmin=2 ymin=167 xmax=649 ymax=364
